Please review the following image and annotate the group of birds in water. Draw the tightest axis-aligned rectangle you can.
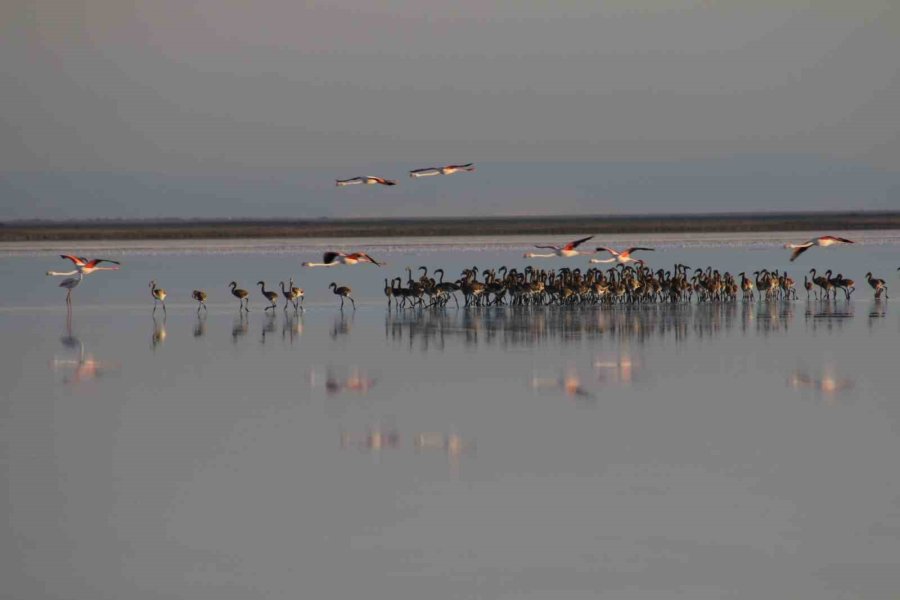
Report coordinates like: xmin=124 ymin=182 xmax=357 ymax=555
xmin=335 ymin=163 xmax=475 ymax=187
xmin=46 ymin=234 xmax=893 ymax=312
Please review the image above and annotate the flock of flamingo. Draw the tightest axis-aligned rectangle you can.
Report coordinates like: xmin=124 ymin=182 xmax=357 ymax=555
xmin=46 ymin=234 xmax=894 ymax=312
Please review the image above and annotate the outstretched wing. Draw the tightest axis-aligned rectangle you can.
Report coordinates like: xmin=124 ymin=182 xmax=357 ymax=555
xmin=362 ymin=253 xmax=384 ymax=266
xmin=534 ymin=245 xmax=560 ymax=250
xmin=60 ymin=254 xmax=88 ymax=266
xmin=789 ymin=245 xmax=812 ymax=262
xmin=623 ymin=247 xmax=655 ymax=256
xmin=84 ymin=258 xmax=121 ymax=268
xmin=823 ymin=236 xmax=855 ymax=244
xmin=371 ymin=177 xmax=396 ymax=186
xmin=563 ymin=236 xmax=594 ymax=251
xmin=593 ymin=246 xmax=620 ymax=257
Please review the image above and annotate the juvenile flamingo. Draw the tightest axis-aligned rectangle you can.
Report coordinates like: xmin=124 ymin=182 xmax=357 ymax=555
xmin=785 ymin=235 xmax=855 ymax=262
xmin=149 ymin=280 xmax=167 ymax=314
xmin=229 ymin=281 xmax=250 ymax=312
xmin=302 ymin=251 xmax=384 ymax=267
xmin=524 ymin=236 xmax=594 ymax=259
xmin=192 ymin=290 xmax=208 ymax=312
xmin=329 ymin=282 xmax=356 ymax=310
xmin=866 ymin=272 xmax=889 ymax=299
xmin=257 ymin=281 xmax=278 ymax=311
xmin=57 ymin=272 xmax=84 ymax=309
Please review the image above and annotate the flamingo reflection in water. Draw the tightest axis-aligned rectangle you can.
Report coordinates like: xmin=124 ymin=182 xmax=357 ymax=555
xmin=414 ymin=430 xmax=475 ymax=478
xmin=51 ymin=315 xmax=120 ymax=386
xmin=788 ymin=364 xmax=854 ymax=406
xmin=531 ymin=365 xmax=595 ymax=406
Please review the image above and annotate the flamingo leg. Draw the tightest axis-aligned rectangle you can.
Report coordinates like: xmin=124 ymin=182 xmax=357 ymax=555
xmin=350 ymin=296 xmax=356 ymax=310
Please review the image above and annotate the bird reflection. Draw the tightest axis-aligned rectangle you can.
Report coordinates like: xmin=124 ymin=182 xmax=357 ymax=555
xmin=594 ymin=352 xmax=640 ymax=384
xmin=330 ymin=312 xmax=353 ymax=340
xmin=804 ymin=300 xmax=854 ymax=332
xmin=51 ymin=316 xmax=119 ymax=385
xmin=260 ymin=312 xmax=276 ymax=344
xmin=340 ymin=422 xmax=400 ymax=456
xmin=868 ymin=299 xmax=887 ymax=331
xmin=788 ymin=365 xmax=854 ymax=405
xmin=414 ymin=430 xmax=475 ymax=479
xmin=384 ymin=303 xmax=790 ymax=352
xmin=232 ymin=313 xmax=249 ymax=343
xmin=151 ymin=314 xmax=167 ymax=351
xmin=193 ymin=312 xmax=207 ymax=338
xmin=282 ymin=312 xmax=303 ymax=344
xmin=531 ymin=366 xmax=596 ymax=406
xmin=324 ymin=367 xmax=377 ymax=396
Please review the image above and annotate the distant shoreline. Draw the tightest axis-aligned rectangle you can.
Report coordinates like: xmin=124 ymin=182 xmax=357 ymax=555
xmin=2 ymin=211 xmax=898 ymax=242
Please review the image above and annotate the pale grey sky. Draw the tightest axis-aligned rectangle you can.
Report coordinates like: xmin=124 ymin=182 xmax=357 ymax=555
xmin=2 ymin=1 xmax=899 ymax=219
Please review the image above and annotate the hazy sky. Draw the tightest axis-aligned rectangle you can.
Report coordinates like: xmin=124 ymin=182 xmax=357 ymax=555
xmin=2 ymin=1 xmax=899 ymax=219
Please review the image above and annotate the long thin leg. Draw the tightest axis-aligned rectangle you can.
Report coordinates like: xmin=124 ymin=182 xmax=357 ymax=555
xmin=153 ymin=299 xmax=157 ymax=313
xmin=350 ymin=296 xmax=356 ymax=310
xmin=340 ymin=296 xmax=344 ymax=309
xmin=162 ymin=301 xmax=167 ymax=315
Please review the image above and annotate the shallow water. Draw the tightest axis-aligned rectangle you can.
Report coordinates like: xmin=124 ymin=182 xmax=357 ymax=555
xmin=2 ymin=235 xmax=900 ymax=599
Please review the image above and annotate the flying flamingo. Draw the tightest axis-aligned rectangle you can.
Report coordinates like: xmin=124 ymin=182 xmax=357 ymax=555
xmin=590 ymin=246 xmax=655 ymax=265
xmin=302 ymin=251 xmax=384 ymax=267
xmin=784 ymin=235 xmax=855 ymax=262
xmin=409 ymin=163 xmax=476 ymax=178
xmin=336 ymin=176 xmax=396 ymax=187
xmin=524 ymin=236 xmax=594 ymax=259
xmin=47 ymin=255 xmax=120 ymax=276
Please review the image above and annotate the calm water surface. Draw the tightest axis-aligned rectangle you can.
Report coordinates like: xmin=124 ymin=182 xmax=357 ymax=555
xmin=2 ymin=233 xmax=900 ymax=599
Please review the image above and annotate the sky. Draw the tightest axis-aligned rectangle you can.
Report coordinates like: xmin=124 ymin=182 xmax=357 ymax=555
xmin=2 ymin=0 xmax=899 ymax=220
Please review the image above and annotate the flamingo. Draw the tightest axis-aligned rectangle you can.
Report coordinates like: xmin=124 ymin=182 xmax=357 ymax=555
xmin=866 ymin=272 xmax=889 ymax=299
xmin=409 ymin=163 xmax=475 ymax=178
xmin=56 ymin=272 xmax=84 ymax=308
xmin=590 ymin=246 xmax=655 ymax=265
xmin=524 ymin=236 xmax=594 ymax=259
xmin=229 ymin=281 xmax=250 ymax=312
xmin=336 ymin=176 xmax=396 ymax=187
xmin=149 ymin=280 xmax=167 ymax=314
xmin=258 ymin=281 xmax=278 ymax=311
xmin=784 ymin=235 xmax=855 ymax=262
xmin=280 ymin=279 xmax=304 ymax=311
xmin=47 ymin=255 xmax=120 ymax=276
xmin=192 ymin=290 xmax=208 ymax=312
xmin=329 ymin=282 xmax=356 ymax=310
xmin=302 ymin=251 xmax=384 ymax=267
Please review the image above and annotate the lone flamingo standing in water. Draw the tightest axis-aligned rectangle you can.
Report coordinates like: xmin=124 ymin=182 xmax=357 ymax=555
xmin=149 ymin=280 xmax=167 ymax=314
xmin=329 ymin=283 xmax=356 ymax=310
xmin=784 ymin=235 xmax=855 ymax=262
xmin=524 ymin=236 xmax=594 ymax=259
xmin=56 ymin=272 xmax=84 ymax=310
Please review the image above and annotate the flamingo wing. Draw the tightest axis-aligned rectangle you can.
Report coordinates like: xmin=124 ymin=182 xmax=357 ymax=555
xmin=822 ymin=236 xmax=855 ymax=244
xmin=594 ymin=246 xmax=621 ymax=257
xmin=445 ymin=163 xmax=474 ymax=170
xmin=83 ymin=258 xmax=121 ymax=268
xmin=563 ymin=236 xmax=594 ymax=251
xmin=60 ymin=254 xmax=88 ymax=266
xmin=789 ymin=245 xmax=812 ymax=262
xmin=322 ymin=251 xmax=344 ymax=264
xmin=372 ymin=177 xmax=396 ymax=186
xmin=534 ymin=245 xmax=561 ymax=250
xmin=623 ymin=247 xmax=655 ymax=256
xmin=361 ymin=253 xmax=383 ymax=266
